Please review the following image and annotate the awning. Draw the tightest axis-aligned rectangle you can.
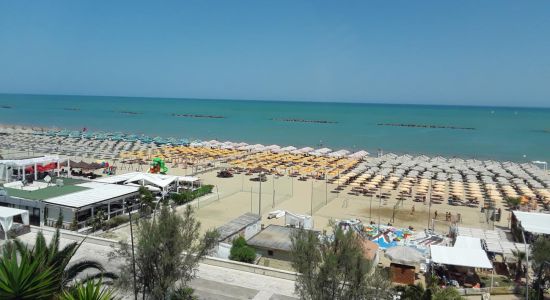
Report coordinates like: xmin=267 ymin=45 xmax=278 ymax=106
xmin=0 ymin=207 xmax=29 ymax=233
xmin=430 ymin=245 xmax=492 ymax=269
xmin=0 ymin=155 xmax=61 ymax=168
xmin=513 ymin=211 xmax=550 ymax=234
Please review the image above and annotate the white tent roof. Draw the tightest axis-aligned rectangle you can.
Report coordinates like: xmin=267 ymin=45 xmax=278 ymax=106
xmin=123 ymin=173 xmax=176 ymax=189
xmin=430 ymin=245 xmax=492 ymax=268
xmin=513 ymin=211 xmax=550 ymax=234
xmin=44 ymin=183 xmax=139 ymax=209
xmin=0 ymin=155 xmax=61 ymax=167
xmin=454 ymin=236 xmax=482 ymax=250
xmin=95 ymin=172 xmax=178 ymax=187
xmin=0 ymin=207 xmax=29 ymax=232
xmin=178 ymin=176 xmax=200 ymax=183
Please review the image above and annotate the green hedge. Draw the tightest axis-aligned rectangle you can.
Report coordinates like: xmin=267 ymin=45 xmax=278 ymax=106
xmin=171 ymin=185 xmax=214 ymax=205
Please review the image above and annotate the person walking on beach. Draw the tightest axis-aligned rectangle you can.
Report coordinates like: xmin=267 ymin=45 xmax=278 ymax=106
xmin=411 ymin=204 xmax=415 ymax=215
xmin=434 ymin=210 xmax=438 ymax=219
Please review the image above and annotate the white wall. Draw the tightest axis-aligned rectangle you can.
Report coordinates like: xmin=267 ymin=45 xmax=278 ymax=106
xmin=244 ymin=220 xmax=261 ymax=240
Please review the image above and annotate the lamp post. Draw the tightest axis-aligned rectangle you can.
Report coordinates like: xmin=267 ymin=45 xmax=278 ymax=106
xmin=126 ymin=200 xmax=138 ymax=300
xmin=427 ymin=179 xmax=432 ymax=230
xmin=258 ymin=172 xmax=263 ymax=216
xmin=520 ymin=224 xmax=529 ymax=300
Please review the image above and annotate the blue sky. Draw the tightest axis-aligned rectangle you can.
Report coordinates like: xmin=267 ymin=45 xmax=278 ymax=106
xmin=1 ymin=1 xmax=549 ymax=107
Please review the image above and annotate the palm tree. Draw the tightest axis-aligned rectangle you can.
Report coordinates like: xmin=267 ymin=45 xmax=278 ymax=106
xmin=0 ymin=243 xmax=58 ymax=299
xmin=60 ymin=280 xmax=117 ymax=300
xmin=505 ymin=197 xmax=521 ymax=210
xmin=138 ymin=186 xmax=155 ymax=215
xmin=511 ymin=249 xmax=526 ymax=281
xmin=11 ymin=229 xmax=117 ymax=293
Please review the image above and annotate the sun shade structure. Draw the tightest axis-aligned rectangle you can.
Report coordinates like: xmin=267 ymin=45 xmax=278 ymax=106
xmin=385 ymin=246 xmax=425 ymax=266
xmin=0 ymin=207 xmax=29 ymax=232
xmin=453 ymin=236 xmax=482 ymax=250
xmin=512 ymin=211 xmax=550 ymax=234
xmin=430 ymin=245 xmax=493 ymax=269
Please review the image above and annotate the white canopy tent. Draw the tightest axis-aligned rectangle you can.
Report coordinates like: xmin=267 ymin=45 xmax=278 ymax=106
xmin=430 ymin=245 xmax=493 ymax=269
xmin=123 ymin=173 xmax=177 ymax=191
xmin=0 ymin=207 xmax=30 ymax=233
xmin=0 ymin=155 xmax=66 ymax=182
xmin=513 ymin=211 xmax=550 ymax=235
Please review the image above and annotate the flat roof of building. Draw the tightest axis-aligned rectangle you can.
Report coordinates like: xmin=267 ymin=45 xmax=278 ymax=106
xmin=43 ymin=182 xmax=139 ymax=209
xmin=217 ymin=213 xmax=261 ymax=241
xmin=247 ymin=225 xmax=303 ymax=252
xmin=3 ymin=178 xmax=89 ymax=200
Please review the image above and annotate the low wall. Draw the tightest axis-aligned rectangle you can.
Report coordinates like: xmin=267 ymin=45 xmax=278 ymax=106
xmin=30 ymin=225 xmax=119 ymax=248
xmin=201 ymin=256 xmax=298 ymax=281
xmin=29 ymin=225 xmax=298 ymax=281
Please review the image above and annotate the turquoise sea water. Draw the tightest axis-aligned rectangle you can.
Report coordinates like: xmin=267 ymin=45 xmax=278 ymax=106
xmin=0 ymin=94 xmax=549 ymax=162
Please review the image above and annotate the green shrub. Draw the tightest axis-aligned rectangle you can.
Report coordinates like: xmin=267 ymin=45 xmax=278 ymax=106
xmin=104 ymin=215 xmax=129 ymax=230
xmin=171 ymin=185 xmax=215 ymax=205
xmin=229 ymin=236 xmax=256 ymax=263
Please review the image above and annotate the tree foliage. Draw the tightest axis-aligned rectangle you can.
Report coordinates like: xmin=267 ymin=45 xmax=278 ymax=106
xmin=229 ymin=236 xmax=256 ymax=263
xmin=110 ymin=204 xmax=219 ymax=300
xmin=138 ymin=186 xmax=155 ymax=215
xmin=531 ymin=236 xmax=550 ymax=272
xmin=505 ymin=197 xmax=521 ymax=210
xmin=0 ymin=229 xmax=117 ymax=299
xmin=170 ymin=185 xmax=214 ymax=205
xmin=394 ymin=283 xmax=464 ymax=300
xmin=56 ymin=209 xmax=64 ymax=229
xmin=290 ymin=224 xmax=392 ymax=300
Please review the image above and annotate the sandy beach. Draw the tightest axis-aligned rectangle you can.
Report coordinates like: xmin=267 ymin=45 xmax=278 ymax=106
xmin=1 ymin=124 xmax=549 ymax=242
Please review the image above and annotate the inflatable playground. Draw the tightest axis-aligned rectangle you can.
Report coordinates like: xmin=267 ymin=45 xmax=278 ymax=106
xmin=338 ymin=219 xmax=448 ymax=253
xmin=364 ymin=224 xmax=414 ymax=249
xmin=149 ymin=158 xmax=168 ymax=174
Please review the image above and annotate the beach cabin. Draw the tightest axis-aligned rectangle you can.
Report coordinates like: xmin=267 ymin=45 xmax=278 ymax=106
xmin=215 ymin=213 xmax=261 ymax=259
xmin=247 ymin=225 xmax=319 ymax=262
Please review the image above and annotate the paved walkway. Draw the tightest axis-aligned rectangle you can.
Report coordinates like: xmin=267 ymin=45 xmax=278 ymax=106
xmin=16 ymin=231 xmax=298 ymax=300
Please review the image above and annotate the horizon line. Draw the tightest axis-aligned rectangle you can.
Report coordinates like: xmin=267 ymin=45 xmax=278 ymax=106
xmin=1 ymin=92 xmax=549 ymax=110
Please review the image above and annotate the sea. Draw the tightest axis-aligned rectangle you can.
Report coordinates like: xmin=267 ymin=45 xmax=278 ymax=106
xmin=0 ymin=93 xmax=549 ymax=162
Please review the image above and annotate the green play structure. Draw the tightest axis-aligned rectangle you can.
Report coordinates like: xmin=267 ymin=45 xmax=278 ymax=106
xmin=150 ymin=157 xmax=168 ymax=174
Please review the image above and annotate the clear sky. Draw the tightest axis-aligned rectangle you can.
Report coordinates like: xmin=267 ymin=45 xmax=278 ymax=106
xmin=1 ymin=1 xmax=549 ymax=107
